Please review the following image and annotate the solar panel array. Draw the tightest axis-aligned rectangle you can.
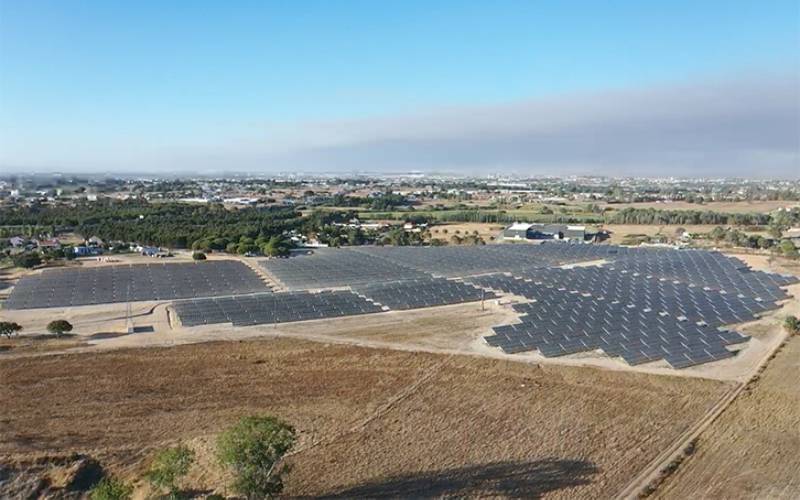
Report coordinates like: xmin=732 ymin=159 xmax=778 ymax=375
xmin=608 ymin=249 xmax=796 ymax=298
xmin=5 ymin=261 xmax=269 ymax=309
xmin=174 ymin=290 xmax=384 ymax=326
xmin=9 ymin=238 xmax=795 ymax=370
xmin=473 ymin=249 xmax=797 ymax=369
xmin=352 ymin=277 xmax=495 ymax=310
xmin=350 ymin=243 xmax=624 ymax=277
xmin=261 ymin=248 xmax=428 ymax=289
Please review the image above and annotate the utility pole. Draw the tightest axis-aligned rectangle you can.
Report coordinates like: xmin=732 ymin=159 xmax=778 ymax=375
xmin=125 ymin=282 xmax=133 ymax=333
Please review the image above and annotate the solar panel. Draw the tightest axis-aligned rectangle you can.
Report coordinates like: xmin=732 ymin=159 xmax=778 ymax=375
xmin=469 ymin=248 xmax=796 ymax=369
xmin=173 ymin=290 xmax=384 ymax=326
xmin=5 ymin=260 xmax=270 ymax=309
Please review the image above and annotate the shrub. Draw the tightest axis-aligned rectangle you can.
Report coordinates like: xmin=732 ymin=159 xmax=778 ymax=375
xmin=0 ymin=321 xmax=23 ymax=338
xmin=778 ymin=240 xmax=799 ymax=258
xmin=89 ymin=477 xmax=133 ymax=500
xmin=217 ymin=415 xmax=296 ymax=499
xmin=145 ymin=444 xmax=195 ymax=495
xmin=47 ymin=319 xmax=73 ymax=337
xmin=12 ymin=252 xmax=41 ymax=268
xmin=784 ymin=315 xmax=800 ymax=335
xmin=192 ymin=252 xmax=207 ymax=260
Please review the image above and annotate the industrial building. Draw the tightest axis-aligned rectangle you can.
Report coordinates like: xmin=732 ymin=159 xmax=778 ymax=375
xmin=502 ymin=223 xmax=586 ymax=242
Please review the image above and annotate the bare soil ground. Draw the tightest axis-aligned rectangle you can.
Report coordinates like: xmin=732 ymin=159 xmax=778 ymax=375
xmin=0 ymin=338 xmax=729 ymax=498
xmin=653 ymin=334 xmax=800 ymax=499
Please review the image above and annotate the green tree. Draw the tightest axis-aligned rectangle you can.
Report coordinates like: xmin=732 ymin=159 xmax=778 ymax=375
xmin=89 ymin=477 xmax=133 ymax=500
xmin=12 ymin=252 xmax=42 ymax=268
xmin=768 ymin=224 xmax=784 ymax=239
xmin=145 ymin=444 xmax=195 ymax=497
xmin=262 ymin=235 xmax=291 ymax=257
xmin=708 ymin=226 xmax=726 ymax=241
xmin=217 ymin=415 xmax=297 ymax=499
xmin=778 ymin=240 xmax=799 ymax=258
xmin=47 ymin=319 xmax=73 ymax=337
xmin=0 ymin=321 xmax=22 ymax=338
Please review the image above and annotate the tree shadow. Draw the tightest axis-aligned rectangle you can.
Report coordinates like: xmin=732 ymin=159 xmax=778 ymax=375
xmin=318 ymin=458 xmax=598 ymax=499
xmin=2 ymin=332 xmax=78 ymax=341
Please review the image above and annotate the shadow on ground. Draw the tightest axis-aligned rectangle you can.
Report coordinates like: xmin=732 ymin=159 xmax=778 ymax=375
xmin=319 ymin=458 xmax=598 ymax=499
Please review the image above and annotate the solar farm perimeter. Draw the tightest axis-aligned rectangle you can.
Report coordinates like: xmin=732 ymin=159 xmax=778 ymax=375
xmin=2 ymin=243 xmax=799 ymax=498
xmin=6 ymin=243 xmax=796 ymax=372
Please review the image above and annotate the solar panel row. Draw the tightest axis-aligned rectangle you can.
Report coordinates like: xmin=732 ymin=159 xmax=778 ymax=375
xmin=352 ymin=277 xmax=495 ymax=310
xmin=473 ymin=247 xmax=796 ymax=369
xmin=5 ymin=261 xmax=269 ymax=309
xmin=260 ymin=248 xmax=428 ymax=289
xmin=173 ymin=290 xmax=384 ymax=326
xmin=350 ymin=243 xmax=623 ymax=277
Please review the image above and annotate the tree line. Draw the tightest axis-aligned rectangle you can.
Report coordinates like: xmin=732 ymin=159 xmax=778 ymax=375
xmin=0 ymin=200 xmax=303 ymax=249
xmin=364 ymin=207 xmax=794 ymax=226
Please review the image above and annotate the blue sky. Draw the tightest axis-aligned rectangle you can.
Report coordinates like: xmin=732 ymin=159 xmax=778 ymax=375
xmin=1 ymin=1 xmax=799 ymax=176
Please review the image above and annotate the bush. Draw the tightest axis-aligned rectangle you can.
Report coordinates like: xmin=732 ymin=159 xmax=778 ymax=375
xmin=47 ymin=319 xmax=73 ymax=337
xmin=217 ymin=415 xmax=296 ymax=499
xmin=0 ymin=321 xmax=23 ymax=338
xmin=192 ymin=252 xmax=207 ymax=260
xmin=12 ymin=252 xmax=41 ymax=268
xmin=145 ymin=444 xmax=195 ymax=495
xmin=89 ymin=477 xmax=133 ymax=500
xmin=784 ymin=315 xmax=800 ymax=335
xmin=778 ymin=240 xmax=799 ymax=258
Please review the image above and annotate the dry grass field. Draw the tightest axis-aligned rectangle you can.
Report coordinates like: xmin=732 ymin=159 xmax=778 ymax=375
xmin=654 ymin=334 xmax=800 ymax=499
xmin=0 ymin=338 xmax=729 ymax=498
